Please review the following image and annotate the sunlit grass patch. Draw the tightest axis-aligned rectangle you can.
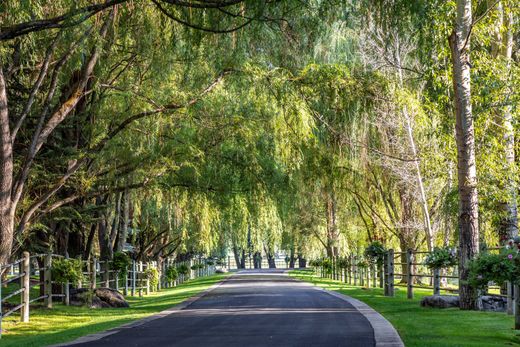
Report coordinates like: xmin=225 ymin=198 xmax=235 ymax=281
xmin=290 ymin=269 xmax=520 ymax=347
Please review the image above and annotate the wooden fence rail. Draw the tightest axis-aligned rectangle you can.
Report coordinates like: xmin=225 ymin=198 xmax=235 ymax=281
xmin=0 ymin=253 xmax=220 ymax=338
xmin=313 ymin=247 xmax=519 ymax=327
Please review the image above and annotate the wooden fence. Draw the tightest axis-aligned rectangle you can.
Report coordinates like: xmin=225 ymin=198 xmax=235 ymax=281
xmin=314 ymin=248 xmax=519 ymax=324
xmin=0 ymin=253 xmax=219 ymax=337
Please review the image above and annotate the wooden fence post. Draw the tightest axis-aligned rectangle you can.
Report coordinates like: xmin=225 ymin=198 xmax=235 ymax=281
xmin=103 ymin=261 xmax=110 ymax=288
xmin=21 ymin=251 xmax=30 ymax=322
xmin=372 ymin=263 xmax=376 ymax=288
xmin=90 ymin=257 xmax=97 ymax=291
xmin=353 ymin=257 xmax=358 ymax=286
xmin=145 ymin=262 xmax=150 ymax=295
xmin=507 ymin=281 xmax=513 ymax=315
xmin=433 ymin=268 xmax=440 ymax=296
xmin=383 ymin=255 xmax=388 ymax=296
xmin=131 ymin=259 xmax=136 ymax=296
xmin=64 ymin=255 xmax=70 ymax=306
xmin=406 ymin=249 xmax=413 ymax=299
xmin=515 ymin=285 xmax=520 ymax=330
xmin=44 ymin=253 xmax=52 ymax=308
xmin=387 ymin=249 xmax=394 ymax=297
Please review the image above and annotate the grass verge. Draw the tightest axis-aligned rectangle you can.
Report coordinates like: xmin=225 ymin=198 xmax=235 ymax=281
xmin=290 ymin=269 xmax=520 ymax=347
xmin=1 ymin=274 xmax=228 ymax=347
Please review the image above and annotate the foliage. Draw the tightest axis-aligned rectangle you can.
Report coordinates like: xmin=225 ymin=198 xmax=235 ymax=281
xmin=321 ymin=258 xmax=332 ymax=274
xmin=356 ymin=258 xmax=369 ymax=269
xmin=144 ymin=267 xmax=159 ymax=288
xmin=423 ymin=247 xmax=458 ymax=270
xmin=205 ymin=260 xmax=214 ymax=266
xmin=51 ymin=258 xmax=84 ymax=285
xmin=176 ymin=264 xmax=190 ymax=276
xmin=190 ymin=263 xmax=205 ymax=270
xmin=165 ymin=266 xmax=178 ymax=282
xmin=336 ymin=257 xmax=350 ymax=269
xmin=364 ymin=242 xmax=387 ymax=264
xmin=112 ymin=252 xmax=131 ymax=277
xmin=468 ymin=242 xmax=520 ymax=289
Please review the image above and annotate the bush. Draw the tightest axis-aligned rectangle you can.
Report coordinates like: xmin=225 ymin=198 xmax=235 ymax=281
xmin=356 ymin=258 xmax=369 ymax=269
xmin=112 ymin=252 xmax=131 ymax=277
xmin=468 ymin=251 xmax=520 ymax=289
xmin=165 ymin=266 xmax=178 ymax=282
xmin=424 ymin=247 xmax=457 ymax=269
xmin=206 ymin=260 xmax=215 ymax=266
xmin=337 ymin=257 xmax=350 ymax=269
xmin=51 ymin=258 xmax=84 ymax=285
xmin=145 ymin=267 xmax=159 ymax=288
xmin=322 ymin=258 xmax=332 ymax=274
xmin=177 ymin=264 xmax=189 ymax=275
xmin=216 ymin=259 xmax=226 ymax=266
xmin=191 ymin=263 xmax=205 ymax=270
xmin=364 ymin=241 xmax=387 ymax=264
xmin=309 ymin=259 xmax=323 ymax=267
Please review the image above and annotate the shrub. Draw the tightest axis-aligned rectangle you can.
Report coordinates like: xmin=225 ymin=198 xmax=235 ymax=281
xmin=356 ymin=257 xmax=369 ymax=269
xmin=364 ymin=241 xmax=387 ymax=264
xmin=177 ymin=264 xmax=189 ymax=275
xmin=51 ymin=258 xmax=84 ymax=285
xmin=337 ymin=257 xmax=350 ymax=269
xmin=309 ymin=259 xmax=323 ymax=267
xmin=145 ymin=267 xmax=159 ymax=288
xmin=206 ymin=260 xmax=215 ymax=266
xmin=165 ymin=266 xmax=178 ymax=282
xmin=112 ymin=252 xmax=131 ymax=277
xmin=322 ymin=258 xmax=332 ymax=274
xmin=191 ymin=263 xmax=205 ymax=270
xmin=468 ymin=249 xmax=520 ymax=289
xmin=424 ymin=247 xmax=457 ymax=269
xmin=216 ymin=259 xmax=226 ymax=266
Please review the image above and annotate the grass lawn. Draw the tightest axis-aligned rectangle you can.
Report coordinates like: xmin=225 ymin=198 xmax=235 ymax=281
xmin=1 ymin=274 xmax=228 ymax=347
xmin=290 ymin=269 xmax=520 ymax=347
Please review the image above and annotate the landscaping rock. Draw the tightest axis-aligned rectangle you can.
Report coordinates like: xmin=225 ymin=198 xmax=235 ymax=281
xmin=70 ymin=288 xmax=129 ymax=308
xmin=420 ymin=295 xmax=459 ymax=308
xmin=95 ymin=288 xmax=130 ymax=308
xmin=479 ymin=295 xmax=507 ymax=312
xmin=215 ymin=269 xmax=228 ymax=273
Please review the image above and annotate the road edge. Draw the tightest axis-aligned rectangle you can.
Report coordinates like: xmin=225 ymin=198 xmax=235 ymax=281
xmin=289 ymin=272 xmax=404 ymax=347
xmin=50 ymin=274 xmax=234 ymax=347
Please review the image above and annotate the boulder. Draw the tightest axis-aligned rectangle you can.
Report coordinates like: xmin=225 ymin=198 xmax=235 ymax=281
xmin=215 ymin=268 xmax=228 ymax=274
xmin=70 ymin=287 xmax=129 ymax=308
xmin=479 ymin=295 xmax=507 ymax=312
xmin=420 ymin=295 xmax=459 ymax=308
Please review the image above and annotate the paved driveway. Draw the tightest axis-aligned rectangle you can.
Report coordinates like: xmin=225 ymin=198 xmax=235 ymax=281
xmin=64 ymin=269 xmax=401 ymax=347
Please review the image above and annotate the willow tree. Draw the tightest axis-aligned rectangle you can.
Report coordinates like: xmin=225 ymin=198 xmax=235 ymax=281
xmin=0 ymin=0 xmax=335 ymax=264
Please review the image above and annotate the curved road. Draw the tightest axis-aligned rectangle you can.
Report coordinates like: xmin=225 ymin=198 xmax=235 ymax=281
xmin=64 ymin=270 xmax=402 ymax=347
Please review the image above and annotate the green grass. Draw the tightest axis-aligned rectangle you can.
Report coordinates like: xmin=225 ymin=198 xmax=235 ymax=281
xmin=1 ymin=274 xmax=228 ymax=347
xmin=290 ymin=269 xmax=520 ymax=347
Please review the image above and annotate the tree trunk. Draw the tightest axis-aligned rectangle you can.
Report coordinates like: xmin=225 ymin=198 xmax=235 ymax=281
xmin=117 ymin=187 xmax=130 ymax=252
xmin=490 ymin=2 xmax=517 ymax=241
xmin=449 ymin=0 xmax=480 ymax=310
xmin=394 ymin=35 xmax=434 ymax=251
xmin=325 ymin=190 xmax=339 ymax=258
xmin=0 ymin=66 xmax=14 ymax=267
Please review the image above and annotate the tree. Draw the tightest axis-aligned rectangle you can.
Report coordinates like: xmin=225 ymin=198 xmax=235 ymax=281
xmin=449 ymin=0 xmax=479 ymax=310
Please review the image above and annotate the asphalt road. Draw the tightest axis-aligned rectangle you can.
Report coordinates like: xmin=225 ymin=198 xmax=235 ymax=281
xmin=67 ymin=270 xmax=376 ymax=347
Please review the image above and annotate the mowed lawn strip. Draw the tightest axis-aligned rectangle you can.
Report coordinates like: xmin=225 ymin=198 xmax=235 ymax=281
xmin=289 ymin=269 xmax=520 ymax=347
xmin=1 ymin=273 xmax=229 ymax=347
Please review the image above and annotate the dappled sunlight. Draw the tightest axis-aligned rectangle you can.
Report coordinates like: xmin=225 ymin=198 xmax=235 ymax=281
xmin=0 ymin=274 xmax=228 ymax=347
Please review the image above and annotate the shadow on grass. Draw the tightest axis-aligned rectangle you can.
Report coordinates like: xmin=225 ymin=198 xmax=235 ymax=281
xmin=290 ymin=270 xmax=520 ymax=347
xmin=1 ymin=274 xmax=228 ymax=347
